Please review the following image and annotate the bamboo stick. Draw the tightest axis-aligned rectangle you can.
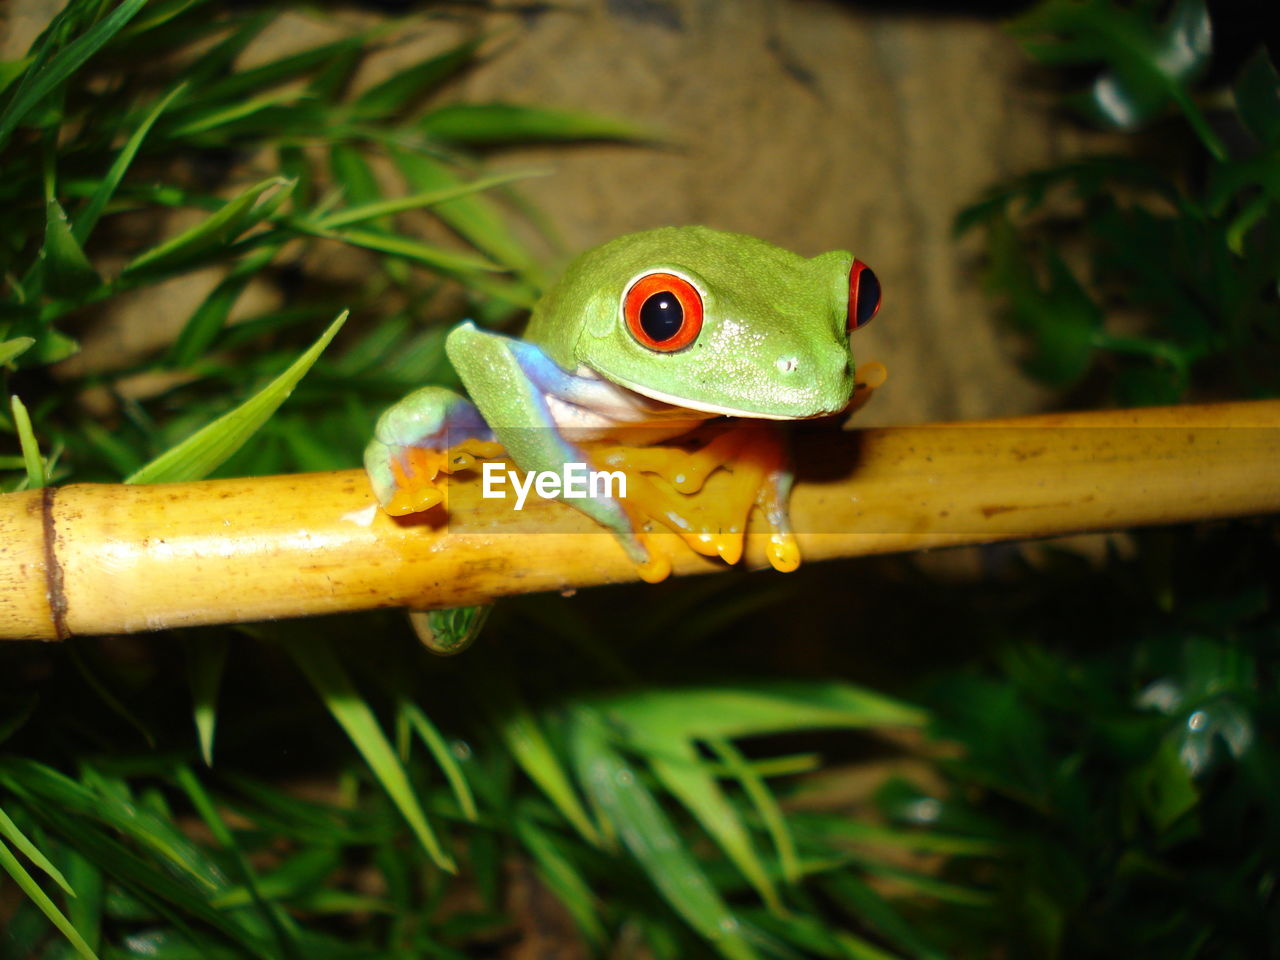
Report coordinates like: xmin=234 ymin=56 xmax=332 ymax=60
xmin=2 ymin=400 xmax=1277 ymax=641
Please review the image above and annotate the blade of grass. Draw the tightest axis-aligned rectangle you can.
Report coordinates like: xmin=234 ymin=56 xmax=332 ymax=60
xmin=316 ymin=169 xmax=549 ymax=230
xmin=188 ymin=36 xmax=362 ymax=107
xmin=602 ymin=682 xmax=925 ymax=744
xmin=167 ymin=243 xmax=280 ymax=367
xmin=0 ymin=0 xmax=148 ymax=150
xmin=793 ymin=814 xmax=1002 ymax=858
xmin=290 ymin=223 xmax=505 ymax=274
xmin=282 ymin=636 xmax=456 ymax=873
xmin=16 ymin=797 xmax=275 ymax=959
xmin=10 ymin=394 xmax=45 ymax=488
xmin=121 ymin=176 xmax=295 ymax=277
xmin=73 ymin=81 xmax=189 ymax=245
xmin=126 ymin=311 xmax=345 ymax=484
xmin=63 ymin=849 xmax=104 ymax=958
xmin=164 ymin=87 xmax=309 ymax=139
xmin=571 ymin=708 xmax=760 ymax=960
xmin=173 ymin=765 xmax=302 ymax=957
xmin=0 ymin=804 xmax=75 ymax=896
xmin=399 ymin=700 xmax=478 ymax=822
xmin=208 ymin=847 xmax=342 ymax=910
xmin=419 ymin=102 xmax=656 ymax=145
xmin=707 ymin=736 xmax=800 ymax=886
xmin=0 ymin=760 xmax=221 ymax=890
xmin=645 ymin=738 xmax=782 ymax=913
xmin=0 ymin=835 xmax=100 ymax=960
xmin=390 ymin=147 xmax=541 ymax=280
xmin=514 ymin=812 xmax=607 ymax=946
xmin=325 ymin=142 xmax=409 ymax=286
xmin=482 ymin=677 xmax=601 ymax=847
xmin=186 ymin=635 xmax=229 ymax=767
xmin=822 ymin=872 xmax=947 ymax=960
xmin=0 ymin=337 xmax=35 ymax=366
xmin=42 ymin=197 xmax=101 ymax=298
xmin=350 ymin=37 xmax=481 ymax=120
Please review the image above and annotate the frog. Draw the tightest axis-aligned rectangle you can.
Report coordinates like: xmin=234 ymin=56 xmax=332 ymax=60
xmin=365 ymin=225 xmax=882 ymax=651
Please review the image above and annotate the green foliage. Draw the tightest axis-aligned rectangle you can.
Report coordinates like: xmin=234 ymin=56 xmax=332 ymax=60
xmin=918 ymin=3 xmax=1280 ymax=958
xmin=886 ymin=528 xmax=1280 ymax=958
xmin=958 ymin=0 xmax=1280 ymax=405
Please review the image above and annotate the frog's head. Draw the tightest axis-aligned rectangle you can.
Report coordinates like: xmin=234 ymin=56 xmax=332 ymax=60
xmin=529 ymin=226 xmax=880 ymax=419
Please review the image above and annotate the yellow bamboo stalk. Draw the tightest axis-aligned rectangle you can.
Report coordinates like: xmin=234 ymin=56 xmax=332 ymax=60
xmin=1 ymin=400 xmax=1277 ymax=641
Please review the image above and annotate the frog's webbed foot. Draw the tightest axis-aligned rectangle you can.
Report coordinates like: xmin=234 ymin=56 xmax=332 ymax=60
xmin=365 ymin=386 xmax=503 ymax=516
xmin=377 ymin=439 xmax=506 ymax=515
xmin=588 ymin=421 xmax=799 ymax=582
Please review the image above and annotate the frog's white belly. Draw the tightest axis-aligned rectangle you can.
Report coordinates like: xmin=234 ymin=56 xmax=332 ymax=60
xmin=543 ymin=366 xmax=716 ymax=443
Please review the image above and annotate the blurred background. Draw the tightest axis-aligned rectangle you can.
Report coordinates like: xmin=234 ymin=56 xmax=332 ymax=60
xmin=1 ymin=1 xmax=1277 ymax=958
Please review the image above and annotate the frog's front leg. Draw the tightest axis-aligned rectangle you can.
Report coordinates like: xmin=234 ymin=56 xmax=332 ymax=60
xmin=365 ymin=386 xmax=503 ymax=516
xmin=445 ymin=322 xmax=644 ymax=561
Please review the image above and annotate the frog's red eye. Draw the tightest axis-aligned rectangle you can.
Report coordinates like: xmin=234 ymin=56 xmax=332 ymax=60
xmin=623 ymin=272 xmax=703 ymax=352
xmin=848 ymin=259 xmax=881 ymax=332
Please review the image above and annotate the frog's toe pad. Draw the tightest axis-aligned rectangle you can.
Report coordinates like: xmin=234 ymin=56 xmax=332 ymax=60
xmin=381 ymin=447 xmax=448 ymax=516
xmin=766 ymin=533 xmax=801 ymax=573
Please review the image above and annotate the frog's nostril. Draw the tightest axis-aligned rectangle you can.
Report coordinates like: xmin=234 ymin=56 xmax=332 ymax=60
xmin=776 ymin=356 xmax=798 ymax=374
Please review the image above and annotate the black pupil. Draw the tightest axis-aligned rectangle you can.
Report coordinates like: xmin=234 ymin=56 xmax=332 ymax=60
xmin=855 ymin=267 xmax=881 ymax=328
xmin=639 ymin=291 xmax=684 ymax=342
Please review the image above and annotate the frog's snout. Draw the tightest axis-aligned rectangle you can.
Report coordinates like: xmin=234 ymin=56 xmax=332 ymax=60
xmin=775 ymin=355 xmax=799 ymax=374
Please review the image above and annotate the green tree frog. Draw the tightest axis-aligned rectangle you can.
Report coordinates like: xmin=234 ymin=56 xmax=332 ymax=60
xmin=365 ymin=226 xmax=881 ymax=647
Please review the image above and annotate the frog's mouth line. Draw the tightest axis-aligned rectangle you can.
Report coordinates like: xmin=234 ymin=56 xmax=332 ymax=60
xmin=601 ymin=370 xmax=836 ymax=421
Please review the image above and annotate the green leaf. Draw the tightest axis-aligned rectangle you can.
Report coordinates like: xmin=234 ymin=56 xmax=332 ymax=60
xmin=126 ymin=311 xmax=346 ymax=484
xmin=0 ymin=337 xmax=35 ymax=366
xmin=122 ymin=176 xmax=295 ymax=277
xmin=317 ymin=169 xmax=549 ymax=230
xmin=0 ymin=0 xmax=149 ymax=151
xmin=572 ymin=708 xmax=760 ymax=960
xmin=708 ymin=736 xmax=799 ymax=887
xmin=173 ymin=765 xmax=300 ymax=955
xmin=296 ymin=223 xmax=506 ymax=274
xmin=1011 ymin=0 xmax=1224 ymax=159
xmin=645 ymin=737 xmax=782 ymax=912
xmin=43 ymin=198 xmax=101 ymax=298
xmin=164 ymin=86 xmax=308 ymax=139
xmin=420 ymin=102 xmax=655 ymax=145
xmin=0 ymin=760 xmax=224 ymax=899
xmin=73 ymin=81 xmax=188 ymax=246
xmin=514 ymin=812 xmax=607 ymax=946
xmin=187 ymin=35 xmax=360 ymax=107
xmin=0 ymin=805 xmax=75 ymax=896
xmin=483 ymin=678 xmax=601 ymax=847
xmin=9 ymin=394 xmax=45 ymax=488
xmin=282 ymin=636 xmax=456 ymax=873
xmin=0 ymin=56 xmax=31 ymax=98
xmin=400 ymin=700 xmax=478 ymax=821
xmin=351 ymin=37 xmax=481 ymax=120
xmin=824 ymin=872 xmax=947 ymax=960
xmin=0 ymin=834 xmax=101 ymax=960
xmin=167 ymin=243 xmax=280 ymax=367
xmin=390 ymin=147 xmax=543 ymax=283
xmin=1234 ymin=48 xmax=1280 ymax=147
xmin=186 ymin=635 xmax=229 ymax=767
xmin=599 ymin=681 xmax=924 ymax=744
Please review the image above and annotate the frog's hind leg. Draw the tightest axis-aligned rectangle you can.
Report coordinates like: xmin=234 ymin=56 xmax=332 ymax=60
xmin=365 ymin=386 xmax=502 ymax=516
